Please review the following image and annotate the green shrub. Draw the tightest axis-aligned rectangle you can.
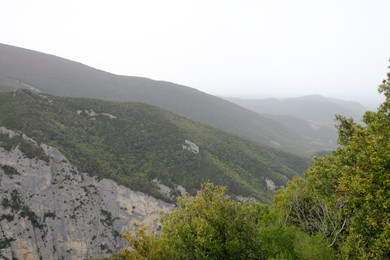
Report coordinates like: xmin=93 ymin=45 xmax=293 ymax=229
xmin=1 ymin=165 xmax=20 ymax=178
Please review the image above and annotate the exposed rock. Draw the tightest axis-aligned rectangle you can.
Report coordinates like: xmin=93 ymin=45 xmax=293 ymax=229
xmin=176 ymin=184 xmax=187 ymax=197
xmin=235 ymin=195 xmax=257 ymax=203
xmin=0 ymin=127 xmax=173 ymax=259
xmin=265 ymin=178 xmax=277 ymax=191
xmin=77 ymin=109 xmax=117 ymax=119
xmin=152 ymin=179 xmax=188 ymax=200
xmin=152 ymin=179 xmax=173 ymax=200
xmin=182 ymin=140 xmax=199 ymax=154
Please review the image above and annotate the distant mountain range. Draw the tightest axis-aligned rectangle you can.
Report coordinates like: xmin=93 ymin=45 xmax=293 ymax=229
xmin=225 ymin=95 xmax=368 ymax=150
xmin=226 ymin=95 xmax=367 ymax=125
xmin=0 ymin=43 xmax=365 ymax=258
xmin=0 ymin=43 xmax=341 ymax=155
xmin=0 ymin=43 xmax=317 ymax=258
xmin=0 ymin=90 xmax=313 ymax=258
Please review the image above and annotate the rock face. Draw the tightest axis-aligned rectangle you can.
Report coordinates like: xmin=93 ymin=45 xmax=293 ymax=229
xmin=0 ymin=127 xmax=173 ymax=259
xmin=182 ymin=140 xmax=199 ymax=154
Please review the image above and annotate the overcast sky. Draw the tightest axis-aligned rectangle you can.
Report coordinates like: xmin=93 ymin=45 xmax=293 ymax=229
xmin=2 ymin=0 xmax=389 ymax=107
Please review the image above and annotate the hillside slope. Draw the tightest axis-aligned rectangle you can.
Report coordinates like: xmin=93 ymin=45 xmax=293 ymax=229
xmin=0 ymin=127 xmax=173 ymax=259
xmin=225 ymin=95 xmax=368 ymax=151
xmin=261 ymin=113 xmax=338 ymax=151
xmin=227 ymin=95 xmax=367 ymax=125
xmin=0 ymin=43 xmax=319 ymax=155
xmin=0 ymin=90 xmax=310 ymax=203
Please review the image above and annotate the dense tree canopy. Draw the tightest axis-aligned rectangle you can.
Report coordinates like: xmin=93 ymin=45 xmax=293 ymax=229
xmin=120 ymin=183 xmax=332 ymax=260
xmin=0 ymin=90 xmax=309 ymax=204
xmin=275 ymin=64 xmax=390 ymax=258
xmin=113 ymin=64 xmax=390 ymax=259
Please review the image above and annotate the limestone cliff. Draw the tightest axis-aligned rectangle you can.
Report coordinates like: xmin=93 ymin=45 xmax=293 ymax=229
xmin=0 ymin=127 xmax=173 ymax=259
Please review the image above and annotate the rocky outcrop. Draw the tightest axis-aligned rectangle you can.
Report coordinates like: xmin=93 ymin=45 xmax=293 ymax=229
xmin=152 ymin=179 xmax=187 ymax=201
xmin=0 ymin=127 xmax=173 ymax=259
xmin=182 ymin=140 xmax=199 ymax=154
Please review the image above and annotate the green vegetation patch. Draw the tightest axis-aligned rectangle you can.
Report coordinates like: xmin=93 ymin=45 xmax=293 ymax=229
xmin=1 ymin=189 xmax=44 ymax=229
xmin=0 ymin=90 xmax=310 ymax=203
xmin=120 ymin=182 xmax=334 ymax=260
xmin=43 ymin=211 xmax=56 ymax=220
xmin=1 ymin=165 xmax=20 ymax=178
xmin=0 ymin=132 xmax=49 ymax=163
xmin=0 ymin=236 xmax=16 ymax=250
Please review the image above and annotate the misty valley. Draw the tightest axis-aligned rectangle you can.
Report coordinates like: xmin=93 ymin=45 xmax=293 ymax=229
xmin=0 ymin=44 xmax=389 ymax=259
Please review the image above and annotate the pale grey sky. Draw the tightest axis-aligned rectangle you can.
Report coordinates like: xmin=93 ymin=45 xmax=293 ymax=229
xmin=1 ymin=0 xmax=389 ymax=107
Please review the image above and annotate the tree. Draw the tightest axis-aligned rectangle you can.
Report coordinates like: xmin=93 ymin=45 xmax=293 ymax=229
xmin=335 ymin=67 xmax=390 ymax=258
xmin=274 ymin=156 xmax=346 ymax=249
xmin=120 ymin=182 xmax=333 ymax=260
xmin=121 ymin=182 xmax=267 ymax=259
xmin=274 ymin=63 xmax=390 ymax=258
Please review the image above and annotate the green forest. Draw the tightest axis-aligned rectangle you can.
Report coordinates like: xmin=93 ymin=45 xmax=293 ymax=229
xmin=0 ymin=89 xmax=308 ymax=204
xmin=108 ymin=66 xmax=390 ymax=259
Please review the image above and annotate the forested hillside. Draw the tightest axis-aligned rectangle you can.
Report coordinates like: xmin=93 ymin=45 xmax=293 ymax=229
xmin=0 ymin=90 xmax=309 ymax=203
xmin=0 ymin=43 xmax=329 ymax=155
xmin=115 ymin=65 xmax=390 ymax=260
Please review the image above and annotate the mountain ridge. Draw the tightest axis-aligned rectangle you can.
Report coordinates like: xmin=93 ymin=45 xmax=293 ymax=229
xmin=226 ymin=95 xmax=367 ymax=125
xmin=224 ymin=95 xmax=369 ymax=150
xmin=0 ymin=126 xmax=173 ymax=259
xmin=0 ymin=89 xmax=310 ymax=203
xmin=0 ymin=43 xmax=330 ymax=155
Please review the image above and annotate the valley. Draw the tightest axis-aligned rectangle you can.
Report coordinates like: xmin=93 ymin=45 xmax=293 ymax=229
xmin=0 ymin=89 xmax=310 ymax=258
xmin=0 ymin=43 xmax=386 ymax=259
xmin=0 ymin=43 xmax=339 ymax=156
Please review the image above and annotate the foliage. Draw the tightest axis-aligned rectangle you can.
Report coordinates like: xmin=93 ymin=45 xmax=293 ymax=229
xmin=0 ymin=43 xmax=330 ymax=156
xmin=1 ymin=165 xmax=20 ymax=178
xmin=0 ymin=90 xmax=309 ymax=203
xmin=333 ymin=66 xmax=390 ymax=258
xmin=0 ymin=236 xmax=16 ymax=250
xmin=120 ymin=182 xmax=333 ymax=260
xmin=274 ymin=156 xmax=346 ymax=246
xmin=274 ymin=64 xmax=390 ymax=258
xmin=0 ymin=189 xmax=44 ymax=229
xmin=43 ymin=211 xmax=57 ymax=220
xmin=121 ymin=183 xmax=263 ymax=259
xmin=0 ymin=132 xmax=49 ymax=162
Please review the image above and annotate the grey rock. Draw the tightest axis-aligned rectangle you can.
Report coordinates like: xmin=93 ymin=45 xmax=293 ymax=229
xmin=0 ymin=127 xmax=173 ymax=259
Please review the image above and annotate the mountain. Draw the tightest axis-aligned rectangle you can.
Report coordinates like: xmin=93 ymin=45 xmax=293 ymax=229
xmin=225 ymin=95 xmax=368 ymax=151
xmin=261 ymin=113 xmax=337 ymax=151
xmin=0 ymin=129 xmax=173 ymax=259
xmin=226 ymin=95 xmax=367 ymax=125
xmin=0 ymin=90 xmax=310 ymax=258
xmin=0 ymin=90 xmax=309 ymax=203
xmin=0 ymin=43 xmax=324 ymax=155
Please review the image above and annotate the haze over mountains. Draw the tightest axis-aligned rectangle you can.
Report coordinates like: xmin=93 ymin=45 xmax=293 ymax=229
xmin=0 ymin=43 xmax=361 ymax=155
xmin=0 ymin=89 xmax=308 ymax=258
xmin=0 ymin=43 xmax=374 ymax=259
xmin=225 ymin=96 xmax=368 ymax=151
xmin=0 ymin=90 xmax=309 ymax=203
xmin=226 ymin=95 xmax=367 ymax=125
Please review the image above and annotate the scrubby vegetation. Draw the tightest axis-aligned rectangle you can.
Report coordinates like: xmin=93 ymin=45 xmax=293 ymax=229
xmin=0 ymin=90 xmax=309 ymax=203
xmin=120 ymin=183 xmax=334 ymax=260
xmin=0 ymin=133 xmax=49 ymax=162
xmin=1 ymin=165 xmax=20 ymax=178
xmin=0 ymin=43 xmax=330 ymax=156
xmin=274 ymin=66 xmax=390 ymax=258
xmin=114 ymin=66 xmax=390 ymax=259
xmin=1 ymin=189 xmax=44 ymax=229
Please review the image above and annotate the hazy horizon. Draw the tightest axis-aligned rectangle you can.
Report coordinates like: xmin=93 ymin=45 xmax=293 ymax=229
xmin=2 ymin=0 xmax=389 ymax=108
